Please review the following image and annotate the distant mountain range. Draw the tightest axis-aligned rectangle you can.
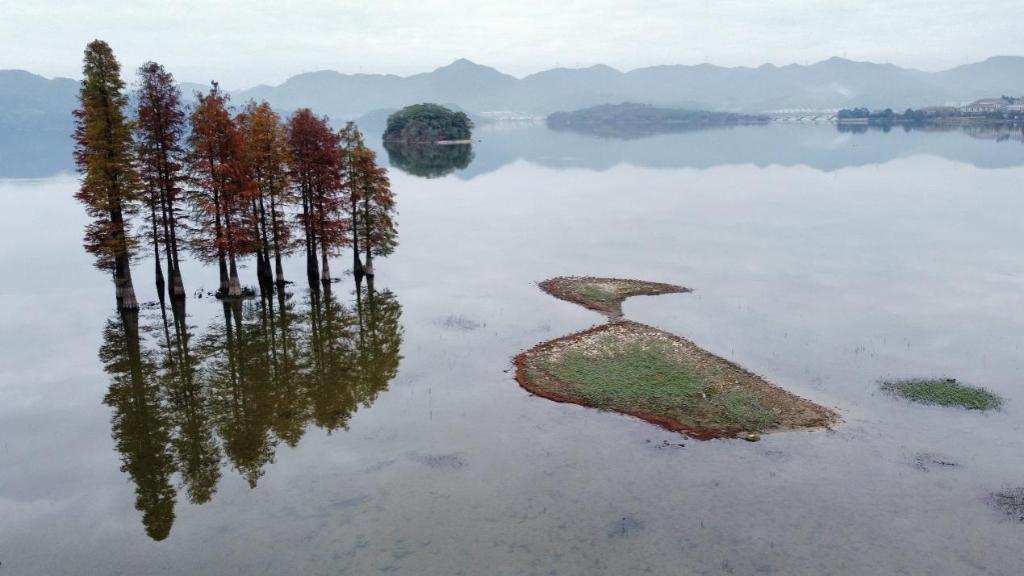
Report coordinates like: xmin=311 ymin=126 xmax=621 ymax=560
xmin=230 ymin=56 xmax=1024 ymax=117
xmin=3 ymin=56 xmax=1024 ymax=175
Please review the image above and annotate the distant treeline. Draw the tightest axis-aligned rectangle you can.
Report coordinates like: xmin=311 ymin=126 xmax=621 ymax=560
xmin=547 ymin=103 xmax=769 ymax=137
xmin=837 ymin=106 xmax=1024 ymax=125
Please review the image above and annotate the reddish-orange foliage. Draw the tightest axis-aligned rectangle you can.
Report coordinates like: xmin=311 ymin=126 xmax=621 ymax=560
xmin=237 ymin=101 xmax=296 ymax=283
xmin=286 ymin=109 xmax=348 ymax=280
xmin=187 ymin=83 xmax=257 ymax=264
xmin=341 ymin=124 xmax=397 ymax=271
xmin=135 ymin=61 xmax=188 ymax=295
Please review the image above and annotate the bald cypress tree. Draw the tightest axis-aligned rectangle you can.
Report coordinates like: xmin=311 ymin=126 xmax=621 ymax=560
xmin=135 ymin=61 xmax=187 ymax=300
xmin=73 ymin=40 xmax=140 ymax=309
xmin=341 ymin=124 xmax=396 ymax=279
xmin=187 ymin=83 xmax=254 ymax=298
xmin=286 ymin=109 xmax=345 ymax=288
xmin=238 ymin=101 xmax=294 ymax=289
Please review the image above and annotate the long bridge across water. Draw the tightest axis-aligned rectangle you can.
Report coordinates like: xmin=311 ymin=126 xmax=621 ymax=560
xmin=765 ymin=110 xmax=838 ymax=123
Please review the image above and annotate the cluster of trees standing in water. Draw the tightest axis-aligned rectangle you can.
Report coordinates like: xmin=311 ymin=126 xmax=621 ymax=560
xmin=73 ymin=40 xmax=406 ymax=541
xmin=74 ymin=40 xmax=396 ymax=309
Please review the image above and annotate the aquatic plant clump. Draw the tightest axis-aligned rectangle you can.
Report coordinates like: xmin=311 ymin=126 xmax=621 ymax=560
xmin=880 ymin=378 xmax=1002 ymax=411
xmin=990 ymin=488 xmax=1024 ymax=522
xmin=539 ymin=276 xmax=690 ymax=319
xmin=516 ymin=321 xmax=837 ymax=439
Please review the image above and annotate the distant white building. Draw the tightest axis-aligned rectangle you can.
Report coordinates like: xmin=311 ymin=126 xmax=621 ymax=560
xmin=962 ymin=99 xmax=1006 ymax=113
xmin=961 ymin=97 xmax=1021 ymax=113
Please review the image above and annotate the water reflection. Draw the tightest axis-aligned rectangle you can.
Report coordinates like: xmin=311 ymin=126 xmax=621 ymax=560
xmin=101 ymin=282 xmax=403 ymax=540
xmin=547 ymin=120 xmax=764 ymax=140
xmin=101 ymin=309 xmax=176 ymax=541
xmin=837 ymin=121 xmax=1024 ymax=142
xmin=383 ymin=142 xmax=474 ymax=178
xmin=7 ymin=123 xmax=1024 ymax=181
xmin=370 ymin=123 xmax=1024 ymax=179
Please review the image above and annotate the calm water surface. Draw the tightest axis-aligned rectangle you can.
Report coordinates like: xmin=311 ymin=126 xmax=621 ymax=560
xmin=1 ymin=124 xmax=1023 ymax=575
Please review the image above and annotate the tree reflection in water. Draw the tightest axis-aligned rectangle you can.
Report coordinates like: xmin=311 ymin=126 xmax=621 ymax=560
xmin=383 ymin=141 xmax=473 ymax=178
xmin=100 ymin=281 xmax=403 ymax=540
xmin=101 ymin=309 xmax=176 ymax=541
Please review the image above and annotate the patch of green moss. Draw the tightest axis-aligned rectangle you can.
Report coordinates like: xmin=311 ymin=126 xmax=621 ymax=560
xmin=541 ymin=338 xmax=778 ymax=432
xmin=881 ymin=378 xmax=1002 ymax=411
xmin=716 ymin=388 xmax=779 ymax=431
xmin=545 ymin=341 xmax=704 ymax=410
xmin=576 ymin=284 xmax=617 ymax=304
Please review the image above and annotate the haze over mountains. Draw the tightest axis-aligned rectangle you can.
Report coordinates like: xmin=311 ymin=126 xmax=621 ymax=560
xmin=233 ymin=56 xmax=1024 ymax=118
xmin=2 ymin=55 xmax=1024 ymax=160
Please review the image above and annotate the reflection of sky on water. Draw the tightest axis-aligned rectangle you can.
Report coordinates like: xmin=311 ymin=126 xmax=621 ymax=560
xmin=1 ymin=128 xmax=1023 ymax=575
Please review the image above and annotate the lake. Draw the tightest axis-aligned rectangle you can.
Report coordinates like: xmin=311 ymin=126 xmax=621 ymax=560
xmin=1 ymin=123 xmax=1022 ymax=575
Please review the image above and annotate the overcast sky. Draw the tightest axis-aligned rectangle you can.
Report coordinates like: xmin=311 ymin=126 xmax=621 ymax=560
xmin=2 ymin=0 xmax=1021 ymax=88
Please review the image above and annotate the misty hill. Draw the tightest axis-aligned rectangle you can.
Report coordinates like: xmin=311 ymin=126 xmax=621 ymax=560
xmin=0 ymin=70 xmax=78 ymax=176
xmin=3 ymin=55 xmax=1024 ymax=167
xmin=236 ymin=59 xmax=517 ymax=120
xmin=0 ymin=70 xmax=77 ymax=132
xmin=231 ymin=56 xmax=1024 ymax=117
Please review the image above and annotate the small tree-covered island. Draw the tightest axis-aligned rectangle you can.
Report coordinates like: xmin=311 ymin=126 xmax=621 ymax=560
xmin=547 ymin=103 xmax=769 ymax=137
xmin=383 ymin=103 xmax=474 ymax=144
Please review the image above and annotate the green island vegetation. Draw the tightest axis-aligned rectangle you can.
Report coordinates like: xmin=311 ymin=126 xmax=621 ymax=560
xmin=383 ymin=103 xmax=474 ymax=143
xmin=880 ymin=378 xmax=1003 ymax=410
xmin=516 ymin=277 xmax=837 ymax=439
xmin=383 ymin=141 xmax=474 ymax=178
xmin=546 ymin=103 xmax=770 ymax=138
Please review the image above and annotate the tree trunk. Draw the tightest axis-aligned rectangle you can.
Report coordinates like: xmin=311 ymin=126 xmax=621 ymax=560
xmin=223 ymin=205 xmax=242 ymax=298
xmin=362 ymin=198 xmax=374 ymax=277
xmin=154 ymin=257 xmax=165 ymax=305
xmin=270 ymin=194 xmax=285 ymax=286
xmin=149 ymin=197 xmax=166 ymax=301
xmin=213 ymin=191 xmax=228 ymax=295
xmin=158 ymin=185 xmax=174 ymax=301
xmin=228 ymin=252 xmax=242 ymax=297
xmin=115 ymin=251 xmax=139 ymax=309
xmin=217 ymin=255 xmax=229 ymax=296
xmin=350 ymin=195 xmax=364 ymax=280
xmin=257 ymin=191 xmax=273 ymax=287
xmin=161 ymin=189 xmax=185 ymax=300
xmin=302 ymin=184 xmax=318 ymax=285
xmin=307 ymin=233 xmax=320 ymax=288
xmin=170 ymin=268 xmax=185 ymax=300
xmin=165 ymin=189 xmax=185 ymax=299
xmin=251 ymin=197 xmax=268 ymax=290
xmin=110 ymin=200 xmax=139 ymax=310
xmin=317 ymin=195 xmax=331 ymax=285
xmin=321 ymin=250 xmax=331 ymax=284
